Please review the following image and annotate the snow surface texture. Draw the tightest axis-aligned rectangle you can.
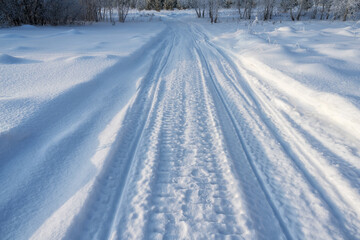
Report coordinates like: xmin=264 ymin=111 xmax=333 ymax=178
xmin=1 ymin=10 xmax=359 ymax=240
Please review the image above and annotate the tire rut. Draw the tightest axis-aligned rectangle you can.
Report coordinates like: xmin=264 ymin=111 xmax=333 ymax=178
xmin=63 ymin=30 xmax=175 ymax=240
xmin=191 ymin=23 xmax=357 ymax=239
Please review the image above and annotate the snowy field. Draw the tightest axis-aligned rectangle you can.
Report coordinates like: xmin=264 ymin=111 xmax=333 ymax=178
xmin=1 ymin=10 xmax=360 ymax=240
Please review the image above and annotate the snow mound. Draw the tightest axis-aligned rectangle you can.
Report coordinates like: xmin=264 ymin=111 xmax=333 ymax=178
xmin=65 ymin=55 xmax=96 ymax=62
xmin=105 ymin=54 xmax=119 ymax=60
xmin=19 ymin=25 xmax=37 ymax=29
xmin=46 ymin=29 xmax=83 ymax=38
xmin=294 ymin=22 xmax=305 ymax=26
xmin=65 ymin=55 xmax=120 ymax=63
xmin=12 ymin=46 xmax=37 ymax=51
xmin=336 ymin=28 xmax=354 ymax=37
xmin=64 ymin=29 xmax=83 ymax=35
xmin=277 ymin=26 xmax=294 ymax=33
xmin=0 ymin=33 xmax=27 ymax=39
xmin=0 ymin=54 xmax=40 ymax=64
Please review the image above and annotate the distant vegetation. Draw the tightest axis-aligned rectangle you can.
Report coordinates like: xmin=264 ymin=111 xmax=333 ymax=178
xmin=1 ymin=0 xmax=359 ymax=26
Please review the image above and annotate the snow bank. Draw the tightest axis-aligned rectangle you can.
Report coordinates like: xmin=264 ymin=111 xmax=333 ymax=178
xmin=0 ymin=20 xmax=166 ymax=240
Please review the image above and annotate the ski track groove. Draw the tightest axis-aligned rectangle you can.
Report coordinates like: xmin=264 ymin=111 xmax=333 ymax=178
xmin=0 ymin=27 xmax=172 ymax=240
xmin=113 ymin=22 xmax=250 ymax=239
xmin=63 ymin=31 xmax=175 ymax=240
xmin=238 ymin=60 xmax=360 ymax=196
xmin=104 ymin=28 xmax=176 ymax=240
xmin=70 ymin=20 xmax=359 ymax=239
xmin=191 ymin=23 xmax=359 ymax=239
xmin=191 ymin=26 xmax=292 ymax=240
xmin=4 ymin=19 xmax=359 ymax=240
xmin=235 ymin=63 xmax=360 ymax=239
xmin=229 ymin=52 xmax=359 ymax=239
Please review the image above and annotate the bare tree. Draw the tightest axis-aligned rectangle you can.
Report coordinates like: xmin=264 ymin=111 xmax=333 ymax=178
xmin=319 ymin=0 xmax=332 ymax=20
xmin=135 ymin=0 xmax=147 ymax=9
xmin=260 ymin=0 xmax=276 ymax=20
xmin=0 ymin=0 xmax=22 ymax=26
xmin=164 ymin=0 xmax=176 ymax=9
xmin=0 ymin=0 xmax=46 ymax=25
xmin=235 ymin=0 xmax=256 ymax=19
xmin=311 ymin=0 xmax=320 ymax=19
xmin=188 ymin=0 xmax=206 ymax=17
xmin=332 ymin=0 xmax=360 ymax=21
xmin=117 ymin=0 xmax=130 ymax=22
xmin=208 ymin=0 xmax=220 ymax=23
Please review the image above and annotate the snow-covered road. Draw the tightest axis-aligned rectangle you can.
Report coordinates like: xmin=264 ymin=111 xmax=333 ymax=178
xmin=1 ymin=12 xmax=360 ymax=240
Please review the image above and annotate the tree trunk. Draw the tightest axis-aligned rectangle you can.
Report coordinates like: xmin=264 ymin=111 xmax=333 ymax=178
xmin=290 ymin=8 xmax=295 ymax=21
xmin=311 ymin=1 xmax=319 ymax=19
xmin=320 ymin=2 xmax=325 ymax=20
xmin=195 ymin=8 xmax=201 ymax=18
xmin=296 ymin=2 xmax=303 ymax=21
xmin=343 ymin=7 xmax=349 ymax=21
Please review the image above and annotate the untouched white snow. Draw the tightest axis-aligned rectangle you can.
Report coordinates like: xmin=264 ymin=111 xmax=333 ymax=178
xmin=1 ymin=10 xmax=359 ymax=240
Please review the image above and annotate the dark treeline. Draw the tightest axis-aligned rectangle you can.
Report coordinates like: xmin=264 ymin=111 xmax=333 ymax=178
xmin=1 ymin=0 xmax=360 ymax=26
xmin=1 ymin=0 xmax=82 ymax=26
xmin=0 ymin=0 xmax=133 ymax=26
xmin=188 ymin=0 xmax=360 ymax=23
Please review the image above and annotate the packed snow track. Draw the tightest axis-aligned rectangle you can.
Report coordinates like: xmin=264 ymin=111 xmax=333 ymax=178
xmin=1 ymin=16 xmax=360 ymax=240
